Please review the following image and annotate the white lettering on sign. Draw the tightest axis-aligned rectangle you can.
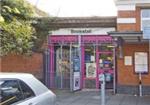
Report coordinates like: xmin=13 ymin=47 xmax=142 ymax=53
xmin=71 ymin=29 xmax=92 ymax=34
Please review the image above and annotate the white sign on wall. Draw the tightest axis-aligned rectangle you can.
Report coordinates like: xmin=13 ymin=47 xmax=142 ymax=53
xmin=134 ymin=52 xmax=148 ymax=73
xmin=124 ymin=56 xmax=132 ymax=66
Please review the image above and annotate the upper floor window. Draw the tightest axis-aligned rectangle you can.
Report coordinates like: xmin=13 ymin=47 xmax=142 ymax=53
xmin=141 ymin=9 xmax=150 ymax=31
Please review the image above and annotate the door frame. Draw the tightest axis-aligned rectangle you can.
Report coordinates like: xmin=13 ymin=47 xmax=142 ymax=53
xmin=96 ymin=47 xmax=116 ymax=93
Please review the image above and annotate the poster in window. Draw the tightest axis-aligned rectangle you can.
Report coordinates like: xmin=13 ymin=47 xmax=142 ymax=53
xmin=134 ymin=52 xmax=148 ymax=73
xmin=86 ymin=63 xmax=96 ymax=78
xmin=85 ymin=54 xmax=91 ymax=62
xmin=73 ymin=57 xmax=80 ymax=72
xmin=73 ymin=72 xmax=80 ymax=91
xmin=91 ymin=56 xmax=95 ymax=62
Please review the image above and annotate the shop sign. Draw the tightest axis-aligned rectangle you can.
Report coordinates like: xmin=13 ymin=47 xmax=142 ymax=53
xmin=143 ymin=27 xmax=150 ymax=39
xmin=71 ymin=29 xmax=92 ymax=34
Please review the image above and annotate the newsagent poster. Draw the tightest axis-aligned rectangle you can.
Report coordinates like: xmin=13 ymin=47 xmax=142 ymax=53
xmin=86 ymin=63 xmax=96 ymax=78
xmin=73 ymin=72 xmax=80 ymax=91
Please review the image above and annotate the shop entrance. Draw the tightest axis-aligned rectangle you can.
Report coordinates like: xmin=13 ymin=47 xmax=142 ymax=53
xmin=96 ymin=45 xmax=114 ymax=89
xmin=49 ymin=35 xmax=115 ymax=91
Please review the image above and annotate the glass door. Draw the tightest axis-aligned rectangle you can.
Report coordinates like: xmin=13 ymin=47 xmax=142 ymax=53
xmin=96 ymin=45 xmax=114 ymax=89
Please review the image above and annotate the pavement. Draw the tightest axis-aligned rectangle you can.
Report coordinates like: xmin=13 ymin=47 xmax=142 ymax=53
xmin=52 ymin=89 xmax=150 ymax=105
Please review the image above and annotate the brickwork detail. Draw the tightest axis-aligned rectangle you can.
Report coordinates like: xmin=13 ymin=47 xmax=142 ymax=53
xmin=117 ymin=7 xmax=141 ymax=31
xmin=117 ymin=44 xmax=150 ymax=85
xmin=0 ymin=53 xmax=43 ymax=79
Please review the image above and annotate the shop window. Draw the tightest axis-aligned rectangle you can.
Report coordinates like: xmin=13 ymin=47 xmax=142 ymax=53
xmin=56 ymin=45 xmax=80 ymax=76
xmin=85 ymin=45 xmax=96 ymax=78
xmin=98 ymin=44 xmax=113 ymax=52
xmin=141 ymin=9 xmax=150 ymax=31
xmin=99 ymin=53 xmax=113 ymax=70
xmin=56 ymin=46 xmax=70 ymax=76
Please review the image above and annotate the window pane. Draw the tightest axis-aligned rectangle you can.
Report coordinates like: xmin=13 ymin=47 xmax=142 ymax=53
xmin=19 ymin=80 xmax=35 ymax=99
xmin=141 ymin=19 xmax=150 ymax=30
xmin=141 ymin=9 xmax=150 ymax=30
xmin=142 ymin=9 xmax=150 ymax=18
xmin=0 ymin=80 xmax=24 ymax=105
xmin=142 ymin=20 xmax=150 ymax=28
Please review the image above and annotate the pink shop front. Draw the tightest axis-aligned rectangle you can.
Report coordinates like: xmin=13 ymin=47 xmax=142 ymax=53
xmin=48 ymin=35 xmax=116 ymax=91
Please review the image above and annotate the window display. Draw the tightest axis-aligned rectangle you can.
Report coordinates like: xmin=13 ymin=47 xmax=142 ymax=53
xmin=84 ymin=45 xmax=96 ymax=78
xmin=99 ymin=53 xmax=113 ymax=70
xmin=56 ymin=47 xmax=70 ymax=76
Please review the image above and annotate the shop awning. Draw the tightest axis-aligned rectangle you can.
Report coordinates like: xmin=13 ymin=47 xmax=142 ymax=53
xmin=108 ymin=31 xmax=149 ymax=43
xmin=48 ymin=35 xmax=113 ymax=45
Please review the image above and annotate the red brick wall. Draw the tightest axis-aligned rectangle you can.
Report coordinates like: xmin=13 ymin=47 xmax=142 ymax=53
xmin=117 ymin=43 xmax=150 ymax=85
xmin=118 ymin=11 xmax=136 ymax=18
xmin=0 ymin=53 xmax=43 ymax=79
xmin=117 ymin=7 xmax=141 ymax=32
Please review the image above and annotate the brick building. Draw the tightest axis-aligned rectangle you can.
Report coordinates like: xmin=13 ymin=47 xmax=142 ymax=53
xmin=1 ymin=0 xmax=149 ymax=95
xmin=109 ymin=0 xmax=150 ymax=95
xmin=47 ymin=0 xmax=150 ymax=95
xmin=47 ymin=17 xmax=116 ymax=91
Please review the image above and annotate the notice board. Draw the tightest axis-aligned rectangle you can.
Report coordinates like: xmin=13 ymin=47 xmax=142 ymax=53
xmin=134 ymin=52 xmax=148 ymax=73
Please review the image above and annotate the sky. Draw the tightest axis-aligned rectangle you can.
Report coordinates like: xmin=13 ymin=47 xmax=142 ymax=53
xmin=26 ymin=0 xmax=117 ymax=17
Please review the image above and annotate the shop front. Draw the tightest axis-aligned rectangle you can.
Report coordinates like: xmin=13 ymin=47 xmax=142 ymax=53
xmin=48 ymin=34 xmax=116 ymax=91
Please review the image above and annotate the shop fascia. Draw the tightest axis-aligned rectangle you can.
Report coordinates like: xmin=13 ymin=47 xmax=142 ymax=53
xmin=51 ymin=28 xmax=115 ymax=35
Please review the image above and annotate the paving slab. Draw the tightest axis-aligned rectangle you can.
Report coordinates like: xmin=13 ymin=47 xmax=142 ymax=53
xmin=52 ymin=89 xmax=150 ymax=105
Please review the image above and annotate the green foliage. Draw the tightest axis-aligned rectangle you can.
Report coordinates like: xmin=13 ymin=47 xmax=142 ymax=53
xmin=1 ymin=0 xmax=33 ymax=22
xmin=0 ymin=0 xmax=35 ymax=56
xmin=0 ymin=20 xmax=36 ymax=56
xmin=31 ymin=17 xmax=56 ymax=52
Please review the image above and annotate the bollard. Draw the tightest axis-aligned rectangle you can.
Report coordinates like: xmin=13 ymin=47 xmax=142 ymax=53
xmin=99 ymin=74 xmax=105 ymax=105
xmin=139 ymin=73 xmax=142 ymax=97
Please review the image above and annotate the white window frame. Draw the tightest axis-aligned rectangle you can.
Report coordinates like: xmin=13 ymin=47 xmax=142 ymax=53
xmin=141 ymin=9 xmax=150 ymax=31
